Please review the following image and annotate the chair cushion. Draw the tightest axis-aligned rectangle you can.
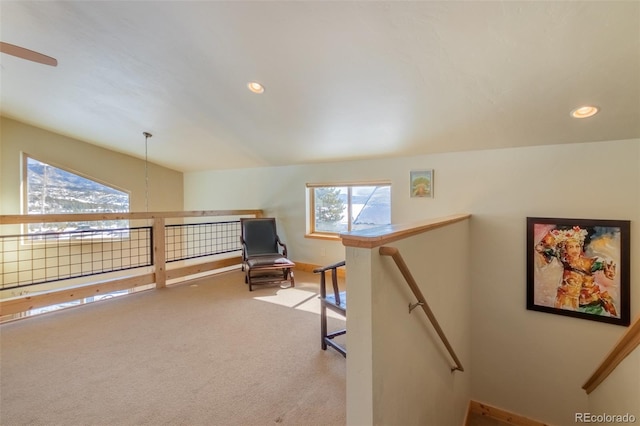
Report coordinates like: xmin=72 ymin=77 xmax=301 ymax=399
xmin=242 ymin=219 xmax=279 ymax=256
xmin=247 ymin=255 xmax=295 ymax=269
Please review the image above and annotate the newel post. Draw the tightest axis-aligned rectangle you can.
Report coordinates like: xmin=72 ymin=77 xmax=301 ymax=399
xmin=153 ymin=217 xmax=167 ymax=288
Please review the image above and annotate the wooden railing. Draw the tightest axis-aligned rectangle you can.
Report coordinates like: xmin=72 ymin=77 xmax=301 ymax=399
xmin=340 ymin=213 xmax=470 ymax=249
xmin=0 ymin=210 xmax=263 ymax=319
xmin=582 ymin=314 xmax=640 ymax=394
xmin=379 ymin=246 xmax=464 ymax=372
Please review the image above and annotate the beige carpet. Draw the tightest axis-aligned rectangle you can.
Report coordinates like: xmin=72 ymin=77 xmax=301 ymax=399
xmin=0 ymin=269 xmax=346 ymax=426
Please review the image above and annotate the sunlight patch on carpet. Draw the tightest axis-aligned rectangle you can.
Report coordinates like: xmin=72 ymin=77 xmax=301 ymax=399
xmin=253 ymin=288 xmax=345 ymax=320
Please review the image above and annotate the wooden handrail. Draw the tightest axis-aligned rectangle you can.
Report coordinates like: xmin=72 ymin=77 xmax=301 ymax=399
xmin=582 ymin=314 xmax=640 ymax=394
xmin=341 ymin=214 xmax=470 ymax=249
xmin=0 ymin=210 xmax=264 ymax=224
xmin=379 ymin=246 xmax=464 ymax=372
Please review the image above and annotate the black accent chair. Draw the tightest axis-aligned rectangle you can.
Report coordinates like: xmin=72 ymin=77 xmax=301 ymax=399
xmin=314 ymin=260 xmax=346 ymax=357
xmin=240 ymin=218 xmax=295 ymax=291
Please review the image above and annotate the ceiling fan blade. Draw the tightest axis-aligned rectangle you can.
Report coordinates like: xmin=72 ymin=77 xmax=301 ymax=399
xmin=0 ymin=42 xmax=57 ymax=67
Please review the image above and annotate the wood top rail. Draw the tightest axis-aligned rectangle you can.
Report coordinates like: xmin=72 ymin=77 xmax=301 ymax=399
xmin=312 ymin=260 xmax=346 ymax=273
xmin=340 ymin=214 xmax=471 ymax=248
xmin=0 ymin=210 xmax=264 ymax=224
xmin=379 ymin=245 xmax=464 ymax=372
xmin=582 ymin=314 xmax=640 ymax=394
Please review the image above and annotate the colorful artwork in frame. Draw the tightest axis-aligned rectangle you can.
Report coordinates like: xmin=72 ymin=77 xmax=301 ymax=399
xmin=410 ymin=170 xmax=433 ymax=198
xmin=526 ymin=217 xmax=630 ymax=326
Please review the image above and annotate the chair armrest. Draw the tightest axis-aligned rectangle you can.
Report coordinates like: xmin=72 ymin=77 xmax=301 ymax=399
xmin=240 ymin=236 xmax=248 ymax=261
xmin=313 ymin=260 xmax=346 ymax=273
xmin=314 ymin=260 xmax=346 ymax=306
xmin=276 ymin=237 xmax=288 ymax=258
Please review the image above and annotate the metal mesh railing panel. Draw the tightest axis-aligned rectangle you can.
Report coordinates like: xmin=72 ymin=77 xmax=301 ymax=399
xmin=0 ymin=227 xmax=152 ymax=290
xmin=165 ymin=221 xmax=241 ymax=263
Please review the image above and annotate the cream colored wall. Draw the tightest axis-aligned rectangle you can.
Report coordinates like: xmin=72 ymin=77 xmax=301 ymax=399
xmin=586 ymin=146 xmax=640 ymax=419
xmin=0 ymin=117 xmax=184 ymax=215
xmin=184 ymin=138 xmax=640 ymax=425
xmin=587 ymin=348 xmax=640 ymax=423
xmin=0 ymin=118 xmax=184 ymax=297
xmin=344 ymin=245 xmax=374 ymax=426
xmin=345 ymin=223 xmax=472 ymax=426
xmin=0 ymin=118 xmax=3 ymax=214
xmin=582 ymin=142 xmax=640 ymax=426
xmin=463 ymin=141 xmax=639 ymax=426
xmin=368 ymin=219 xmax=471 ymax=425
xmin=184 ymin=162 xmax=390 ymax=266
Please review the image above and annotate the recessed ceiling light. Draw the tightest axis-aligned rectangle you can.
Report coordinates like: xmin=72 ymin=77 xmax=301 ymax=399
xmin=571 ymin=105 xmax=599 ymax=119
xmin=247 ymin=81 xmax=265 ymax=94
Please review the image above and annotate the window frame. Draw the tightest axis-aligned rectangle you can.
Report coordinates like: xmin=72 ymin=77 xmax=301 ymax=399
xmin=305 ymin=180 xmax=391 ymax=240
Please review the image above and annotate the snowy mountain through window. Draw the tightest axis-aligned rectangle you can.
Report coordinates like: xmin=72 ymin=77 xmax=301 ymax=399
xmin=26 ymin=156 xmax=130 ymax=233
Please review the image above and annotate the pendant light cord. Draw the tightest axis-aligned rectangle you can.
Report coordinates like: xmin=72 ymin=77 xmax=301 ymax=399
xmin=143 ymin=132 xmax=152 ymax=212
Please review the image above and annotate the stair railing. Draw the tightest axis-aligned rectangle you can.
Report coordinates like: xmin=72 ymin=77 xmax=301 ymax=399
xmin=379 ymin=245 xmax=464 ymax=372
xmin=582 ymin=314 xmax=640 ymax=394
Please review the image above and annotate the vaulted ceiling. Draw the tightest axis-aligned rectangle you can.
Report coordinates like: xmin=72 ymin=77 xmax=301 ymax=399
xmin=1 ymin=1 xmax=639 ymax=172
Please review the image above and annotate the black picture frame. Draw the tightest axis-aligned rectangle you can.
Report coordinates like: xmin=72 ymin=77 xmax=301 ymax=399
xmin=526 ymin=217 xmax=630 ymax=326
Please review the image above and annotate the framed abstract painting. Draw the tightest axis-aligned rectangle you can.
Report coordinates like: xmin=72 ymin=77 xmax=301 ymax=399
xmin=526 ymin=217 xmax=630 ymax=326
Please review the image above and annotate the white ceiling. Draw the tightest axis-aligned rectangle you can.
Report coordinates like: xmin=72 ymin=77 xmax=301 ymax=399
xmin=1 ymin=1 xmax=639 ymax=173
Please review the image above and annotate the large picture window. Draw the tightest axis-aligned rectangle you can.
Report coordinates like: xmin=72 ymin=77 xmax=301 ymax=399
xmin=307 ymin=182 xmax=391 ymax=237
xmin=24 ymin=155 xmax=130 ymax=234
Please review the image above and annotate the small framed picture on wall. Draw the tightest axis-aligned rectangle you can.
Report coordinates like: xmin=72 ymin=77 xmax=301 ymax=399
xmin=410 ymin=169 xmax=433 ymax=198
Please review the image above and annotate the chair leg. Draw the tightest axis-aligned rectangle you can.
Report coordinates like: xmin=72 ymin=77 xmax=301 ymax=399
xmin=279 ymin=268 xmax=294 ymax=288
xmin=243 ymin=264 xmax=294 ymax=291
xmin=325 ymin=331 xmax=347 ymax=357
xmin=321 ymin=301 xmax=328 ymax=350
xmin=247 ymin=270 xmax=253 ymax=291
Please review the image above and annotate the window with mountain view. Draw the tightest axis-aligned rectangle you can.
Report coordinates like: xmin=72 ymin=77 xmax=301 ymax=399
xmin=25 ymin=156 xmax=130 ymax=234
xmin=307 ymin=183 xmax=391 ymax=236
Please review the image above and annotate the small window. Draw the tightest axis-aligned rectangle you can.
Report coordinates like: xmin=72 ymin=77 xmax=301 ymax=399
xmin=24 ymin=155 xmax=130 ymax=234
xmin=307 ymin=182 xmax=391 ymax=237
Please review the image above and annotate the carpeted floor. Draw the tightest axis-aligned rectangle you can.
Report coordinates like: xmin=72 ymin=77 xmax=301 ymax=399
xmin=0 ymin=269 xmax=346 ymax=426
